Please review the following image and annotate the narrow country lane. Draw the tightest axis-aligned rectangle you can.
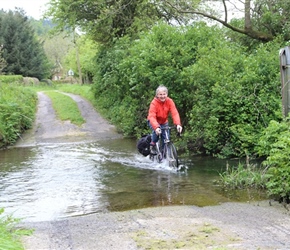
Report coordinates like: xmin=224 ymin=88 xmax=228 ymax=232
xmin=17 ymin=92 xmax=290 ymax=250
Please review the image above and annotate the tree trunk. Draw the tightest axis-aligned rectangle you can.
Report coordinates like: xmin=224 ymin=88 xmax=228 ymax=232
xmin=73 ymin=30 xmax=82 ymax=84
xmin=75 ymin=44 xmax=82 ymax=84
xmin=244 ymin=0 xmax=251 ymax=31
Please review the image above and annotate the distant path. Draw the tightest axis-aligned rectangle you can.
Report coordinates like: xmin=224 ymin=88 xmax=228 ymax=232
xmin=17 ymin=91 xmax=290 ymax=250
xmin=15 ymin=91 xmax=122 ymax=147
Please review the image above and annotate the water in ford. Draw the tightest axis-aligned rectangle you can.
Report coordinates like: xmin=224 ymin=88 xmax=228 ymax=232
xmin=0 ymin=138 xmax=266 ymax=222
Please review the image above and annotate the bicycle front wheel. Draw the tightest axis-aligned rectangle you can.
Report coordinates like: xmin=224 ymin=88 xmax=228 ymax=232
xmin=165 ymin=142 xmax=179 ymax=169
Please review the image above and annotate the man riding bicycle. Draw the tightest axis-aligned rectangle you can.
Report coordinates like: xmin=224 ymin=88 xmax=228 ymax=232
xmin=147 ymin=85 xmax=182 ymax=152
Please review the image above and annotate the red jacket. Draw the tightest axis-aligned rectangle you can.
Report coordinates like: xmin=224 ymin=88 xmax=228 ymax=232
xmin=147 ymin=97 xmax=181 ymax=130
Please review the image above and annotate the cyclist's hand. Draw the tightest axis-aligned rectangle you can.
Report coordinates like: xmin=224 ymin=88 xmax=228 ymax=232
xmin=177 ymin=125 xmax=182 ymax=134
xmin=155 ymin=128 xmax=161 ymax=135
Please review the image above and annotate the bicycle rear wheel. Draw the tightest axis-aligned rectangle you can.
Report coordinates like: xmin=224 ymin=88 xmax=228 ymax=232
xmin=165 ymin=142 xmax=179 ymax=169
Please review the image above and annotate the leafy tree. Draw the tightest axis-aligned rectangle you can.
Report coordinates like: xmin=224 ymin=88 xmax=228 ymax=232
xmin=29 ymin=18 xmax=56 ymax=37
xmin=29 ymin=18 xmax=74 ymax=80
xmin=45 ymin=0 xmax=180 ymax=45
xmin=42 ymin=32 xmax=74 ymax=78
xmin=163 ymin=0 xmax=290 ymax=42
xmin=45 ymin=0 xmax=290 ymax=46
xmin=0 ymin=9 xmax=50 ymax=79
xmin=64 ymin=35 xmax=98 ymax=83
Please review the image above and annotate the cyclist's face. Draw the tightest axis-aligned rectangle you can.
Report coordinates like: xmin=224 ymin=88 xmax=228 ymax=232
xmin=156 ymin=90 xmax=167 ymax=102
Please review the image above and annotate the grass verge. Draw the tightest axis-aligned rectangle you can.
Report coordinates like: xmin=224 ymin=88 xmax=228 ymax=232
xmin=44 ymin=91 xmax=85 ymax=126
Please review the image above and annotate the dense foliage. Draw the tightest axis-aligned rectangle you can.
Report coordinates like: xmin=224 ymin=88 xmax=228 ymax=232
xmin=92 ymin=23 xmax=283 ymax=158
xmin=0 ymin=10 xmax=50 ymax=79
xmin=0 ymin=82 xmax=37 ymax=148
xmin=256 ymin=119 xmax=290 ymax=201
xmin=0 ymin=45 xmax=7 ymax=73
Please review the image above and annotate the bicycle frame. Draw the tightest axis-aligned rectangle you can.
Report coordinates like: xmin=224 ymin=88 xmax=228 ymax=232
xmin=149 ymin=126 xmax=179 ymax=169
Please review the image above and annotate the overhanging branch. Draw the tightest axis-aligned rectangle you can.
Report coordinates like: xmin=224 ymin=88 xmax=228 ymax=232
xmin=163 ymin=0 xmax=273 ymax=42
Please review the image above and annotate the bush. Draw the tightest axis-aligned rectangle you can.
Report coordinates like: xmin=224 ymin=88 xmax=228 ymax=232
xmin=91 ymin=22 xmax=283 ymax=157
xmin=186 ymin=38 xmax=282 ymax=157
xmin=258 ymin=119 xmax=290 ymax=201
xmin=0 ymin=83 xmax=37 ymax=148
xmin=92 ymin=23 xmax=228 ymax=137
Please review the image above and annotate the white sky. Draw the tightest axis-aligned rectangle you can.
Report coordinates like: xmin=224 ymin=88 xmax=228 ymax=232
xmin=0 ymin=0 xmax=244 ymax=21
xmin=0 ymin=0 xmax=50 ymax=19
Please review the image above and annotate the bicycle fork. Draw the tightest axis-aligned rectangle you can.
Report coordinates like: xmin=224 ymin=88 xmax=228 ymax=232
xmin=155 ymin=142 xmax=163 ymax=163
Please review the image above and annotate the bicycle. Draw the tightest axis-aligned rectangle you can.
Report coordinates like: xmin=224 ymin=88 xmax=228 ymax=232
xmin=149 ymin=126 xmax=179 ymax=169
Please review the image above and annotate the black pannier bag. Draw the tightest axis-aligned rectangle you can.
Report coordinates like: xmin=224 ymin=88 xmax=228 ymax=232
xmin=137 ymin=134 xmax=152 ymax=156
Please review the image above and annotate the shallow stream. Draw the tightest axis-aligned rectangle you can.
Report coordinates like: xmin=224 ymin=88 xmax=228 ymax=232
xmin=0 ymin=138 xmax=266 ymax=222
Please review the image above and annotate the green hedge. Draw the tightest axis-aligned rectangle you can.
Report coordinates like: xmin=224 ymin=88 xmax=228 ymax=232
xmin=0 ymin=75 xmax=23 ymax=84
xmin=92 ymin=23 xmax=283 ymax=158
xmin=0 ymin=83 xmax=37 ymax=147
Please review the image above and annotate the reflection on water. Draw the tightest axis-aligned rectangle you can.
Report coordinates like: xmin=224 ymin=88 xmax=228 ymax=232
xmin=0 ymin=139 xmax=266 ymax=222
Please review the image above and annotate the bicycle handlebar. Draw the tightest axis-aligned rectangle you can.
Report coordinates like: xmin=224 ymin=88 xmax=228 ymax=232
xmin=161 ymin=126 xmax=182 ymax=136
xmin=160 ymin=126 xmax=172 ymax=131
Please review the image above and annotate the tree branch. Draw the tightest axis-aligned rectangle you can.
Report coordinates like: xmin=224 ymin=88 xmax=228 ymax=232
xmin=164 ymin=0 xmax=274 ymax=42
xmin=222 ymin=0 xmax=228 ymax=23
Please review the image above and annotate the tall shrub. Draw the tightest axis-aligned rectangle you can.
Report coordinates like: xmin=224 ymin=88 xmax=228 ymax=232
xmin=185 ymin=39 xmax=282 ymax=157
xmin=256 ymin=119 xmax=290 ymax=200
xmin=92 ymin=22 xmax=282 ymax=157
xmin=93 ymin=23 xmax=227 ymax=137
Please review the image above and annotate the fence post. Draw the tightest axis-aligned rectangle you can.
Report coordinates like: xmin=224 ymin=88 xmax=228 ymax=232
xmin=280 ymin=46 xmax=290 ymax=117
